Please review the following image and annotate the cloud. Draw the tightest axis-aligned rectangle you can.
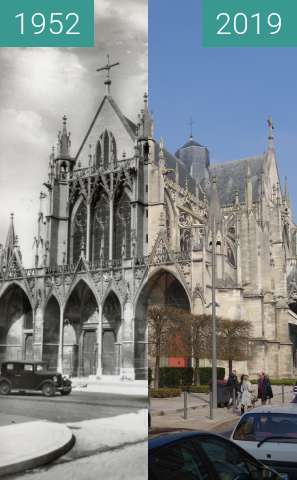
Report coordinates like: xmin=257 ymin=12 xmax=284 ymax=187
xmin=0 ymin=0 xmax=148 ymax=267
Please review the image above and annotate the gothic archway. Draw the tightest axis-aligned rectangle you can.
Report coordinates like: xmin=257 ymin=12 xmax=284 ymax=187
xmin=64 ymin=280 xmax=98 ymax=376
xmin=102 ymin=292 xmax=121 ymax=375
xmin=0 ymin=284 xmax=33 ymax=363
xmin=43 ymin=296 xmax=60 ymax=370
xmin=135 ymin=270 xmax=191 ymax=379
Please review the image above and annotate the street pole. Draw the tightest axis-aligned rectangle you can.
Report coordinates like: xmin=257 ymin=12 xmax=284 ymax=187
xmin=211 ymin=214 xmax=217 ymax=413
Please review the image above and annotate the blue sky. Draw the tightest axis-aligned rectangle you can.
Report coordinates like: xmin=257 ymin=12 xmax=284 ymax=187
xmin=149 ymin=0 xmax=297 ymax=215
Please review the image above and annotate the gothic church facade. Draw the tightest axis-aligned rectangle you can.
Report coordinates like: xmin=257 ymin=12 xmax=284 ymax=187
xmin=0 ymin=78 xmax=297 ymax=378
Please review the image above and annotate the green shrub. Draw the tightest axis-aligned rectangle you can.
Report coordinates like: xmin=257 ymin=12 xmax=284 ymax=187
xmin=188 ymin=385 xmax=209 ymax=394
xmin=199 ymin=367 xmax=225 ymax=385
xmin=157 ymin=366 xmax=226 ymax=387
xmin=150 ymin=388 xmax=181 ymax=398
xmin=251 ymin=378 xmax=295 ymax=386
xmin=159 ymin=367 xmax=193 ymax=387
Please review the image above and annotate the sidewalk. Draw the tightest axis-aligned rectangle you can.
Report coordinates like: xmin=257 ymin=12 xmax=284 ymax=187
xmin=0 ymin=415 xmax=74 ymax=477
xmin=150 ymin=385 xmax=295 ymax=432
xmin=71 ymin=377 xmax=148 ymax=397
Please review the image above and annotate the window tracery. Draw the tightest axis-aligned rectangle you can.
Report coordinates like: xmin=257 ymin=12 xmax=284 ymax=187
xmin=96 ymin=131 xmax=117 ymax=170
xmin=114 ymin=192 xmax=131 ymax=259
xmin=72 ymin=202 xmax=87 ymax=264
xmin=92 ymin=195 xmax=109 ymax=262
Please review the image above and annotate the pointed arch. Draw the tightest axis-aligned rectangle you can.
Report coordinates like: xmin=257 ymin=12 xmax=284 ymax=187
xmin=43 ymin=295 xmax=60 ymax=370
xmin=102 ymin=291 xmax=122 ymax=375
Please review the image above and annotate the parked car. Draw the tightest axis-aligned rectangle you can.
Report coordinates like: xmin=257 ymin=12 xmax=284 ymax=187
xmin=149 ymin=430 xmax=283 ymax=479
xmin=231 ymin=405 xmax=297 ymax=480
xmin=0 ymin=361 xmax=72 ymax=397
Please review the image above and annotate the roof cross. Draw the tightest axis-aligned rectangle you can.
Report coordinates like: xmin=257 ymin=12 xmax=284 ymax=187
xmin=96 ymin=54 xmax=120 ymax=95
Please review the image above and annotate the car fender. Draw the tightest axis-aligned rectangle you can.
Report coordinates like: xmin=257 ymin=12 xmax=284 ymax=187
xmin=37 ymin=378 xmax=55 ymax=390
xmin=0 ymin=376 xmax=12 ymax=388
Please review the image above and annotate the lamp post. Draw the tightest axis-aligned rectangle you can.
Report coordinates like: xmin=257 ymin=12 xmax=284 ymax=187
xmin=211 ymin=213 xmax=217 ymax=415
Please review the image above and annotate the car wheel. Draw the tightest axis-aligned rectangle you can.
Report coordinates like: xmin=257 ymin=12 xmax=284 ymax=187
xmin=0 ymin=381 xmax=11 ymax=395
xmin=42 ymin=382 xmax=55 ymax=397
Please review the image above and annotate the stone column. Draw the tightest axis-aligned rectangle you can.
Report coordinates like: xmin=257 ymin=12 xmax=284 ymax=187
xmin=57 ymin=305 xmax=64 ymax=374
xmin=109 ymin=198 xmax=114 ymax=261
xmin=86 ymin=202 xmax=91 ymax=261
xmin=96 ymin=305 xmax=103 ymax=377
xmin=33 ymin=306 xmax=44 ymax=361
xmin=120 ymin=301 xmax=135 ymax=380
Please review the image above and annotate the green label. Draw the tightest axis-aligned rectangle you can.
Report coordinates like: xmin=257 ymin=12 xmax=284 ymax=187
xmin=0 ymin=0 xmax=94 ymax=47
xmin=203 ymin=0 xmax=297 ymax=47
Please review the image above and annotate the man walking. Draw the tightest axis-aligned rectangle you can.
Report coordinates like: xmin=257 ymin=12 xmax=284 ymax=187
xmin=258 ymin=371 xmax=273 ymax=405
xmin=227 ymin=369 xmax=239 ymax=407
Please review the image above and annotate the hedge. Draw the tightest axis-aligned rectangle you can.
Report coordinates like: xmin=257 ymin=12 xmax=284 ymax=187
xmin=150 ymin=388 xmax=182 ymax=398
xmin=150 ymin=366 xmax=225 ymax=387
xmin=185 ymin=385 xmax=209 ymax=394
xmin=251 ymin=378 xmax=296 ymax=386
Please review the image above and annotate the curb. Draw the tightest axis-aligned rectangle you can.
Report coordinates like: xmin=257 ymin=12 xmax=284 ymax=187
xmin=0 ymin=422 xmax=75 ymax=477
xmin=152 ymin=403 xmax=208 ymax=416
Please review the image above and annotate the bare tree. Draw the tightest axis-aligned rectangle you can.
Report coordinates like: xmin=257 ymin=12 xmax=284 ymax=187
xmin=217 ymin=318 xmax=252 ymax=375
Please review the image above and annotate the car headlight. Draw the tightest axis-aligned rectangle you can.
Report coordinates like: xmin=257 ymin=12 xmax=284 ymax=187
xmin=53 ymin=376 xmax=57 ymax=383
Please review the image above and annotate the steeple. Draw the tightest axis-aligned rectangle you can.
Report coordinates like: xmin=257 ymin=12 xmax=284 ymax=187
xmin=4 ymin=214 xmax=16 ymax=265
xmin=140 ymin=92 xmax=154 ymax=138
xmin=58 ymin=115 xmax=71 ymax=158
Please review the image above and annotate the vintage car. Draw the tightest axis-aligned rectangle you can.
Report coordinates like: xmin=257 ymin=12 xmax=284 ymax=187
xmin=0 ymin=361 xmax=72 ymax=397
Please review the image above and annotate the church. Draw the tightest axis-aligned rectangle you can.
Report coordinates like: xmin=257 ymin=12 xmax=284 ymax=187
xmin=0 ymin=62 xmax=297 ymax=379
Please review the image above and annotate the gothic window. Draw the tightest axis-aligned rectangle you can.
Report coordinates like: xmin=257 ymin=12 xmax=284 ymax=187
xmin=103 ymin=131 xmax=109 ymax=169
xmin=96 ymin=142 xmax=102 ymax=168
xmin=72 ymin=202 xmax=87 ymax=264
xmin=180 ymin=229 xmax=191 ymax=252
xmin=98 ymin=131 xmax=117 ymax=170
xmin=114 ymin=192 xmax=131 ymax=259
xmin=227 ymin=242 xmax=236 ymax=267
xmin=92 ymin=195 xmax=109 ymax=262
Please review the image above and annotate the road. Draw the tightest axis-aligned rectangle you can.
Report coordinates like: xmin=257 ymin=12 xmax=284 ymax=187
xmin=0 ymin=390 xmax=146 ymax=423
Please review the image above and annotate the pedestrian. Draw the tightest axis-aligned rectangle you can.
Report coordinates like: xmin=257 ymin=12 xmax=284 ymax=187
xmin=257 ymin=371 xmax=273 ymax=405
xmin=240 ymin=374 xmax=253 ymax=415
xmin=227 ymin=369 xmax=239 ymax=407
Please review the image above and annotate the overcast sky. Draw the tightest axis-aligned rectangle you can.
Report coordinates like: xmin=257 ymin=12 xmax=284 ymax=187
xmin=0 ymin=0 xmax=147 ymax=267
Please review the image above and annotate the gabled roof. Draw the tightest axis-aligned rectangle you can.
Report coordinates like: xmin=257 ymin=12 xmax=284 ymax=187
xmin=75 ymin=95 xmax=136 ymax=161
xmin=210 ymin=154 xmax=266 ymax=207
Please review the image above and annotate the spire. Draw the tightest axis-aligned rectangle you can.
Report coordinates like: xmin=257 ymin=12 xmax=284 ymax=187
xmin=58 ymin=115 xmax=71 ymax=158
xmin=96 ymin=55 xmax=120 ymax=96
xmin=189 ymin=116 xmax=195 ymax=140
xmin=4 ymin=213 xmax=16 ymax=265
xmin=267 ymin=117 xmax=275 ymax=150
xmin=245 ymin=161 xmax=253 ymax=209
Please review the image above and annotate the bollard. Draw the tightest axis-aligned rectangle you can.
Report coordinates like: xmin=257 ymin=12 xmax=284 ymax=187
xmin=282 ymin=384 xmax=285 ymax=404
xmin=232 ymin=388 xmax=236 ymax=413
xmin=210 ymin=391 xmax=213 ymax=420
xmin=183 ymin=391 xmax=188 ymax=420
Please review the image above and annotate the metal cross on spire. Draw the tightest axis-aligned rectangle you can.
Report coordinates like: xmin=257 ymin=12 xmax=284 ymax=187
xmin=96 ymin=54 xmax=120 ymax=96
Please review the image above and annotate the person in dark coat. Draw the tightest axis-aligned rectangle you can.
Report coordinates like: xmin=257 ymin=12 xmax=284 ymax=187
xmin=258 ymin=371 xmax=273 ymax=405
xmin=227 ymin=369 xmax=240 ymax=406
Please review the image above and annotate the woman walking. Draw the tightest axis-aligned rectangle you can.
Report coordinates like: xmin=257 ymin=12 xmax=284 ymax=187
xmin=257 ymin=371 xmax=273 ymax=405
xmin=240 ymin=374 xmax=253 ymax=415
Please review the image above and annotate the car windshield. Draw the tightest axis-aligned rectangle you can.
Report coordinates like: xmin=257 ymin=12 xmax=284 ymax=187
xmin=233 ymin=413 xmax=297 ymax=443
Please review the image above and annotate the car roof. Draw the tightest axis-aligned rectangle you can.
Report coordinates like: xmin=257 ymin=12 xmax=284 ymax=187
xmin=242 ymin=405 xmax=297 ymax=416
xmin=149 ymin=431 xmax=223 ymax=450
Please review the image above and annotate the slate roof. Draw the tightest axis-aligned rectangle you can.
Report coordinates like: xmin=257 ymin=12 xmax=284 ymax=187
xmin=210 ymin=154 xmax=266 ymax=207
xmin=179 ymin=138 xmax=204 ymax=150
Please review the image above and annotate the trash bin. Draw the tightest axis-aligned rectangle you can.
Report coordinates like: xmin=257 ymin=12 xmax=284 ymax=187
xmin=209 ymin=380 xmax=232 ymax=408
